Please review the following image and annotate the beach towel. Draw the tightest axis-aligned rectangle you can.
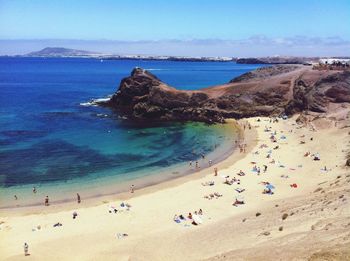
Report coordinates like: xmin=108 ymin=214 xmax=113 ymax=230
xmin=235 ymin=188 xmax=245 ymax=193
xmin=116 ymin=233 xmax=128 ymax=239
xmin=192 ymin=215 xmax=203 ymax=225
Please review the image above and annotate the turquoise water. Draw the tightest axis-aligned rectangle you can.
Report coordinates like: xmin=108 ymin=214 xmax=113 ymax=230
xmin=0 ymin=58 xmax=264 ymax=207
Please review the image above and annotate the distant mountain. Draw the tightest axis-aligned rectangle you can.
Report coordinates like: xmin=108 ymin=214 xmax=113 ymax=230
xmin=27 ymin=47 xmax=99 ymax=57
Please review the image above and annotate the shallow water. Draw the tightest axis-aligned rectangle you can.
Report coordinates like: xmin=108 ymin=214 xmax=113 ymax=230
xmin=0 ymin=57 xmax=265 ymax=207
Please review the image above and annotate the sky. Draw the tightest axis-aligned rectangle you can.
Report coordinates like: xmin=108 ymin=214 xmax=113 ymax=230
xmin=0 ymin=0 xmax=349 ymax=56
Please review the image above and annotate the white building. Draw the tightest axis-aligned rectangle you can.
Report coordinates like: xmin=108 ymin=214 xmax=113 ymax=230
xmin=319 ymin=58 xmax=350 ymax=65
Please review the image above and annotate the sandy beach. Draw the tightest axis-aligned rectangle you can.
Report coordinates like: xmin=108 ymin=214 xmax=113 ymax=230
xmin=1 ymin=112 xmax=349 ymax=260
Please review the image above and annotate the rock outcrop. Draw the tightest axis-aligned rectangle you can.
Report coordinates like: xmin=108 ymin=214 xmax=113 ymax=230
xmin=97 ymin=66 xmax=350 ymax=123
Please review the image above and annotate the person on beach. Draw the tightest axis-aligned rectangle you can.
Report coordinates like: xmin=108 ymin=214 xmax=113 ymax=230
xmin=214 ymin=167 xmax=218 ymax=176
xmin=14 ymin=195 xmax=18 ymax=200
xmin=77 ymin=193 xmax=81 ymax=203
xmin=130 ymin=185 xmax=135 ymax=193
xmin=32 ymin=187 xmax=37 ymax=193
xmin=263 ymin=165 xmax=267 ymax=173
xmin=44 ymin=196 xmax=49 ymax=206
xmin=24 ymin=242 xmax=29 ymax=256
xmin=173 ymin=215 xmax=180 ymax=223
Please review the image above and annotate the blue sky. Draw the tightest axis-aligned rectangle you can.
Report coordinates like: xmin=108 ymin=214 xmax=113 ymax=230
xmin=0 ymin=0 xmax=349 ymax=56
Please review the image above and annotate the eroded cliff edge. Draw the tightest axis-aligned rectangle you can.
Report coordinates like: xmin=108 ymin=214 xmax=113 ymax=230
xmin=97 ymin=65 xmax=350 ymax=123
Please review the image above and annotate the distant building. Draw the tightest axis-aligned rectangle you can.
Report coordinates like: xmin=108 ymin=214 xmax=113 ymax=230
xmin=319 ymin=58 xmax=350 ymax=65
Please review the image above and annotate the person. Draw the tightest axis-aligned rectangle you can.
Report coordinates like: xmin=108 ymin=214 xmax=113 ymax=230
xmin=263 ymin=165 xmax=268 ymax=173
xmin=214 ymin=167 xmax=218 ymax=176
xmin=130 ymin=185 xmax=134 ymax=193
xmin=238 ymin=170 xmax=245 ymax=176
xmin=188 ymin=212 xmax=192 ymax=219
xmin=189 ymin=161 xmax=192 ymax=167
xmin=77 ymin=193 xmax=81 ymax=204
xmin=24 ymin=242 xmax=29 ymax=256
xmin=32 ymin=187 xmax=37 ymax=193
xmin=173 ymin=214 xmax=180 ymax=223
xmin=313 ymin=153 xmax=320 ymax=161
xmin=263 ymin=187 xmax=272 ymax=194
xmin=198 ymin=209 xmax=203 ymax=215
xmin=72 ymin=211 xmax=78 ymax=219
xmin=14 ymin=195 xmax=18 ymax=200
xmin=195 ymin=161 xmax=199 ymax=168
xmin=44 ymin=196 xmax=49 ymax=206
xmin=233 ymin=198 xmax=245 ymax=206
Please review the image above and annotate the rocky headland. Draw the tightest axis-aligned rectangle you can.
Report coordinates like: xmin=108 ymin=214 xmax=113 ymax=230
xmin=97 ymin=65 xmax=350 ymax=124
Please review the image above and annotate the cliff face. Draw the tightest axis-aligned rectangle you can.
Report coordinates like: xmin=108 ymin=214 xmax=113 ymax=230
xmin=99 ymin=66 xmax=350 ymax=123
xmin=286 ymin=70 xmax=350 ymax=114
xmin=105 ymin=68 xmax=220 ymax=122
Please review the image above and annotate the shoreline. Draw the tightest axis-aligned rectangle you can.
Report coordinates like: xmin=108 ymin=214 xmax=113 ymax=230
xmin=0 ymin=119 xmax=255 ymax=215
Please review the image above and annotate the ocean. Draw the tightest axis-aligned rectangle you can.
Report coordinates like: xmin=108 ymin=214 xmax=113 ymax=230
xmin=0 ymin=57 xmax=265 ymax=207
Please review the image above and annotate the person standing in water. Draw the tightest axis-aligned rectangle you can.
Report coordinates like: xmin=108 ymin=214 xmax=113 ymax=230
xmin=130 ymin=185 xmax=135 ymax=193
xmin=77 ymin=193 xmax=81 ymax=204
xmin=32 ymin=186 xmax=37 ymax=193
xmin=44 ymin=196 xmax=49 ymax=206
xmin=24 ymin=242 xmax=29 ymax=256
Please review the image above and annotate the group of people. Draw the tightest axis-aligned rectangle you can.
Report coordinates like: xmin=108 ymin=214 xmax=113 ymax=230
xmin=173 ymin=209 xmax=203 ymax=225
xmin=44 ymin=193 xmax=81 ymax=207
xmin=224 ymin=176 xmax=241 ymax=185
xmin=239 ymin=143 xmax=247 ymax=153
xmin=203 ymin=192 xmax=223 ymax=200
xmin=14 ymin=189 xmax=81 ymax=207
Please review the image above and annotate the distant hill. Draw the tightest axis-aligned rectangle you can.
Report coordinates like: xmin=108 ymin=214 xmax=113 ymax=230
xmin=24 ymin=47 xmax=234 ymax=61
xmin=27 ymin=47 xmax=99 ymax=57
xmin=236 ymin=57 xmax=318 ymax=64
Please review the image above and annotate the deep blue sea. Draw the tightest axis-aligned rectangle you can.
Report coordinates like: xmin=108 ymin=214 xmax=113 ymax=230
xmin=0 ymin=57 xmax=265 ymax=207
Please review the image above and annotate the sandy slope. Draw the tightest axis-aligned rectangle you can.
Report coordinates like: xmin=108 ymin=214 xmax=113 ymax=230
xmin=0 ymin=111 xmax=349 ymax=261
